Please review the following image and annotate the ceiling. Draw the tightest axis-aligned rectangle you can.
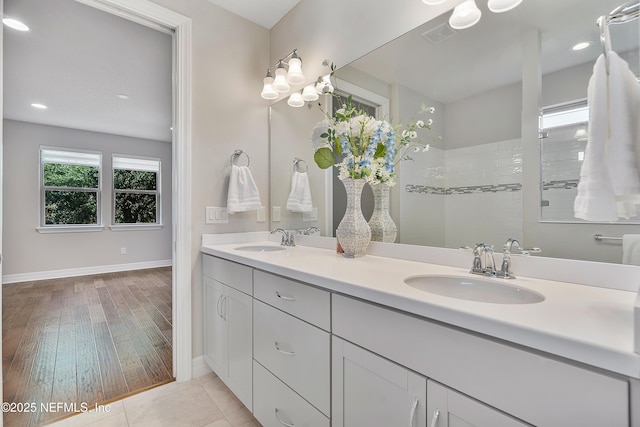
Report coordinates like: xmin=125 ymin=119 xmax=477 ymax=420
xmin=206 ymin=0 xmax=301 ymax=29
xmin=346 ymin=0 xmax=639 ymax=104
xmin=3 ymin=0 xmax=173 ymax=142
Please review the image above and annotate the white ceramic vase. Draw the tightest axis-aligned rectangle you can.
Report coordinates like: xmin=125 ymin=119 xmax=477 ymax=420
xmin=336 ymin=178 xmax=371 ymax=258
xmin=368 ymin=183 xmax=397 ymax=243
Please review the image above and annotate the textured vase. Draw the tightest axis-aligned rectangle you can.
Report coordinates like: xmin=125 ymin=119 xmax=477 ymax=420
xmin=336 ymin=178 xmax=371 ymax=258
xmin=368 ymin=184 xmax=397 ymax=243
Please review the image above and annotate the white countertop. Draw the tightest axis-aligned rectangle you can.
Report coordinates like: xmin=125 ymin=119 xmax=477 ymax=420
xmin=201 ymin=240 xmax=640 ymax=379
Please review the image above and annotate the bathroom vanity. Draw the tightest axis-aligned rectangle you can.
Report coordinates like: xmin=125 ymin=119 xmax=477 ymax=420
xmin=201 ymin=235 xmax=639 ymax=427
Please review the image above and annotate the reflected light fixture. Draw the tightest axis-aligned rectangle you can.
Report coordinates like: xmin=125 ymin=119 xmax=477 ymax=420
xmin=287 ymin=92 xmax=305 ymax=108
xmin=260 ymin=49 xmax=305 ymax=100
xmin=301 ymin=84 xmax=319 ymax=102
xmin=449 ymin=0 xmax=482 ymax=30
xmin=424 ymin=0 xmax=524 ymax=30
xmin=3 ymin=17 xmax=29 ymax=31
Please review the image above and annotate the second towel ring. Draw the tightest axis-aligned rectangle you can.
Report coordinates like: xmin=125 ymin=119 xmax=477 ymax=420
xmin=231 ymin=149 xmax=250 ymax=167
xmin=293 ymin=158 xmax=308 ymax=173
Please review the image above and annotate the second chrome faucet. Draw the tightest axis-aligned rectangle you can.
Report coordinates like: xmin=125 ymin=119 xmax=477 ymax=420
xmin=470 ymin=238 xmax=542 ymax=279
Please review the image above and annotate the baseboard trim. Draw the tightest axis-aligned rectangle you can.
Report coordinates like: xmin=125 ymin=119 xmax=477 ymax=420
xmin=2 ymin=259 xmax=173 ymax=284
xmin=191 ymin=355 xmax=212 ymax=378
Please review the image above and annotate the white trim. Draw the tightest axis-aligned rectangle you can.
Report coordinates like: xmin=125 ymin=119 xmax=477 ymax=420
xmin=75 ymin=0 xmax=193 ymax=383
xmin=2 ymin=259 xmax=172 ymax=284
xmin=334 ymin=78 xmax=390 ymax=119
xmin=191 ymin=355 xmax=212 ymax=378
xmin=36 ymin=225 xmax=105 ymax=233
xmin=109 ymin=224 xmax=163 ymax=231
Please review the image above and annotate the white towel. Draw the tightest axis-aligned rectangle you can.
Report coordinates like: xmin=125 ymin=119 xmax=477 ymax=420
xmin=227 ymin=165 xmax=262 ymax=213
xmin=622 ymin=234 xmax=640 ymax=265
xmin=286 ymin=171 xmax=313 ymax=212
xmin=574 ymin=53 xmax=640 ymax=221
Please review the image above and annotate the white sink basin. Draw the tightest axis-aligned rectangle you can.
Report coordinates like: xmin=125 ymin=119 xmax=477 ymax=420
xmin=404 ymin=275 xmax=544 ymax=304
xmin=234 ymin=245 xmax=286 ymax=252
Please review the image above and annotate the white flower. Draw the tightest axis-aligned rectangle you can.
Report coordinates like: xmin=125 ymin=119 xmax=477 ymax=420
xmin=310 ymin=119 xmax=331 ymax=150
xmin=413 ymin=146 xmax=420 ymax=152
xmin=409 ymin=131 xmax=418 ymax=139
xmin=427 ymin=118 xmax=433 ymax=126
xmin=428 ymin=107 xmax=435 ymax=114
xmin=336 ymin=108 xmax=346 ymax=115
xmin=402 ymin=129 xmax=410 ymax=138
xmin=416 ymin=120 xmax=425 ymax=128
xmin=423 ymin=144 xmax=430 ymax=152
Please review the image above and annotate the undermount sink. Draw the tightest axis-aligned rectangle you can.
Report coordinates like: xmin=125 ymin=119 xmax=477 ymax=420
xmin=404 ymin=275 xmax=545 ymax=304
xmin=234 ymin=245 xmax=286 ymax=252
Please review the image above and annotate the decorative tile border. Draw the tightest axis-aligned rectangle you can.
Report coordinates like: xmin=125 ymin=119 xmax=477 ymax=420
xmin=542 ymin=179 xmax=579 ymax=190
xmin=405 ymin=183 xmax=522 ymax=195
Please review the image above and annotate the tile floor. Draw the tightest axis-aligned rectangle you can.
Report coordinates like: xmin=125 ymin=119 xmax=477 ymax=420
xmin=47 ymin=372 xmax=260 ymax=427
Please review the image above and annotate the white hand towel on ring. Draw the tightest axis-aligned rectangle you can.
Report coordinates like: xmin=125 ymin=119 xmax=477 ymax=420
xmin=287 ymin=171 xmax=313 ymax=212
xmin=227 ymin=164 xmax=262 ymax=213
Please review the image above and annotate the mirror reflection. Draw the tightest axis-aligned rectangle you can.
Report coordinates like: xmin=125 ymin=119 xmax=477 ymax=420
xmin=269 ymin=0 xmax=640 ymax=264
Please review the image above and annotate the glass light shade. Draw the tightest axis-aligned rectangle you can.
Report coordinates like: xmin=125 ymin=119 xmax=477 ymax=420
xmin=487 ymin=0 xmax=523 ymax=13
xmin=260 ymin=76 xmax=278 ymax=100
xmin=287 ymin=92 xmax=305 ymax=108
xmin=422 ymin=0 xmax=447 ymax=4
xmin=286 ymin=57 xmax=305 ymax=85
xmin=301 ymin=85 xmax=319 ymax=102
xmin=273 ymin=67 xmax=290 ymax=93
xmin=449 ymin=0 xmax=481 ymax=29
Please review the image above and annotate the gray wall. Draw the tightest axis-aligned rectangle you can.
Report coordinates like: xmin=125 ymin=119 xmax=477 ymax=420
xmin=3 ymin=119 xmax=172 ymax=275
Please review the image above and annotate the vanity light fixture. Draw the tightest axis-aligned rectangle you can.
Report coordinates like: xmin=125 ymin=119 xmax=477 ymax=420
xmin=424 ymin=0 xmax=524 ymax=30
xmin=301 ymin=84 xmax=319 ymax=102
xmin=3 ymin=17 xmax=29 ymax=31
xmin=572 ymin=41 xmax=591 ymax=51
xmin=260 ymin=49 xmax=305 ymax=100
xmin=287 ymin=92 xmax=305 ymax=108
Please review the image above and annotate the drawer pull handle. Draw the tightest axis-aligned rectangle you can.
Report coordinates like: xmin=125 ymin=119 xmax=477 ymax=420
xmin=275 ymin=291 xmax=296 ymax=302
xmin=275 ymin=408 xmax=295 ymax=427
xmin=216 ymin=295 xmax=224 ymax=319
xmin=429 ymin=409 xmax=440 ymax=427
xmin=274 ymin=341 xmax=295 ymax=356
xmin=409 ymin=397 xmax=418 ymax=427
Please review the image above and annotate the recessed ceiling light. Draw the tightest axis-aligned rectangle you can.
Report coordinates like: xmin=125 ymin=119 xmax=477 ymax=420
xmin=572 ymin=42 xmax=591 ymax=51
xmin=31 ymin=103 xmax=47 ymax=109
xmin=3 ymin=18 xmax=29 ymax=32
xmin=116 ymin=94 xmax=130 ymax=100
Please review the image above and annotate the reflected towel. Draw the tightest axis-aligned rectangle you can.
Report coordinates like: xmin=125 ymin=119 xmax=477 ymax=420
xmin=623 ymin=234 xmax=640 ymax=265
xmin=574 ymin=52 xmax=640 ymax=221
xmin=227 ymin=165 xmax=262 ymax=213
xmin=287 ymin=171 xmax=313 ymax=212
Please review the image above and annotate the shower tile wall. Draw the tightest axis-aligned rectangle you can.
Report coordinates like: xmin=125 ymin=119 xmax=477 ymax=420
xmin=403 ymin=139 xmax=523 ymax=249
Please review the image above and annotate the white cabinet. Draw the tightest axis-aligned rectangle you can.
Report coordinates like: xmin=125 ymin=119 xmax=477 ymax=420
xmin=332 ymin=336 xmax=427 ymax=427
xmin=203 ymin=256 xmax=253 ymax=410
xmin=427 ymin=380 xmax=529 ymax=427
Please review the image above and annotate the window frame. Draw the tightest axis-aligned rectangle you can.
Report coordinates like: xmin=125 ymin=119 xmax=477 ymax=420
xmin=110 ymin=154 xmax=162 ymax=231
xmin=38 ymin=147 xmax=103 ymax=233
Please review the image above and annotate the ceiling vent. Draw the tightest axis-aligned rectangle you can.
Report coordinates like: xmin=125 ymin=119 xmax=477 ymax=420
xmin=421 ymin=23 xmax=458 ymax=44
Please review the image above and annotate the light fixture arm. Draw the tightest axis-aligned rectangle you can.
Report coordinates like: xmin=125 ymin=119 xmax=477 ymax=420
xmin=264 ymin=48 xmax=301 ymax=75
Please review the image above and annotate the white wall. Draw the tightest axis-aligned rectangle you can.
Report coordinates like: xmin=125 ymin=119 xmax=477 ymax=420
xmin=148 ymin=0 xmax=270 ymax=359
xmin=3 ymin=119 xmax=172 ymax=276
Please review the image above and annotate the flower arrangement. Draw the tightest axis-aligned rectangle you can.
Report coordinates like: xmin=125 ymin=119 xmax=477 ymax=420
xmin=310 ymin=95 xmax=435 ymax=186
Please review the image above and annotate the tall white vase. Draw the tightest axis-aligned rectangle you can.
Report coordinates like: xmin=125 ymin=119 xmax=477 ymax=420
xmin=368 ymin=183 xmax=397 ymax=243
xmin=336 ymin=178 xmax=371 ymax=258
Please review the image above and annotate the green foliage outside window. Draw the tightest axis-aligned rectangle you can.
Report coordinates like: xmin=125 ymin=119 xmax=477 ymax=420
xmin=43 ymin=163 xmax=99 ymax=225
xmin=114 ymin=169 xmax=158 ymax=224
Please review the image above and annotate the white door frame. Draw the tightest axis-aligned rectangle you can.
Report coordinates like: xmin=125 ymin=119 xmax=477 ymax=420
xmin=74 ymin=0 xmax=193 ymax=382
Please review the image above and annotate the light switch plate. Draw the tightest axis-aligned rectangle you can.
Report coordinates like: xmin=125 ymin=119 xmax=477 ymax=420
xmin=257 ymin=206 xmax=266 ymax=223
xmin=206 ymin=207 xmax=228 ymax=224
xmin=272 ymin=206 xmax=281 ymax=222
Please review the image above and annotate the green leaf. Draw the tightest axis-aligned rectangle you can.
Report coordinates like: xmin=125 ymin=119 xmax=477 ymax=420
xmin=320 ymin=132 xmax=328 ymax=138
xmin=314 ymin=147 xmax=335 ymax=169
xmin=374 ymin=142 xmax=386 ymax=159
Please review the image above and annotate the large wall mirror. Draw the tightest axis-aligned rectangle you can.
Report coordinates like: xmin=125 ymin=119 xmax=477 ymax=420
xmin=269 ymin=0 xmax=640 ymax=264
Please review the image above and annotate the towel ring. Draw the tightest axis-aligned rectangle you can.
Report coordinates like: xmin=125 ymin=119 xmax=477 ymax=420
xmin=230 ymin=149 xmax=250 ymax=167
xmin=293 ymin=158 xmax=308 ymax=173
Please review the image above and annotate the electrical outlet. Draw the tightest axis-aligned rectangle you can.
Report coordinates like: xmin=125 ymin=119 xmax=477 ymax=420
xmin=120 ymin=247 xmax=127 ymax=255
xmin=257 ymin=206 xmax=266 ymax=223
xmin=272 ymin=206 xmax=281 ymax=222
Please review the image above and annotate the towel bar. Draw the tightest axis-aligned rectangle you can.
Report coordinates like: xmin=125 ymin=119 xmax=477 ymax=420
xmin=231 ymin=149 xmax=250 ymax=167
xmin=594 ymin=234 xmax=623 ymax=241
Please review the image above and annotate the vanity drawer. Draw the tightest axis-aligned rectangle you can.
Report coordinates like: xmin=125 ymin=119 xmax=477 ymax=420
xmin=203 ymin=255 xmax=252 ymax=295
xmin=253 ymin=300 xmax=330 ymax=416
xmin=253 ymin=270 xmax=330 ymax=330
xmin=253 ymin=360 xmax=330 ymax=427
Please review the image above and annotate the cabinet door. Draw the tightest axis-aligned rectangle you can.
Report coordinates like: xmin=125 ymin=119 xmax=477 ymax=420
xmin=225 ymin=286 xmax=253 ymax=411
xmin=332 ymin=336 xmax=426 ymax=427
xmin=203 ymin=276 xmax=227 ymax=378
xmin=427 ymin=380 xmax=530 ymax=427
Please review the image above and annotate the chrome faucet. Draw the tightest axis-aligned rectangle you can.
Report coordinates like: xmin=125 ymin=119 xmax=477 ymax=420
xmin=470 ymin=243 xmax=496 ymax=277
xmin=496 ymin=238 xmax=542 ymax=279
xmin=297 ymin=226 xmax=319 ymax=236
xmin=271 ymin=228 xmax=296 ymax=246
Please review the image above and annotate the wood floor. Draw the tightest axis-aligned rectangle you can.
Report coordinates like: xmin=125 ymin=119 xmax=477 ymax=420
xmin=2 ymin=267 xmax=174 ymax=427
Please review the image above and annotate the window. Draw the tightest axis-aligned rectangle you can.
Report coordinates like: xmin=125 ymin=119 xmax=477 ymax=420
xmin=112 ymin=156 xmax=161 ymax=225
xmin=40 ymin=148 xmax=102 ymax=228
